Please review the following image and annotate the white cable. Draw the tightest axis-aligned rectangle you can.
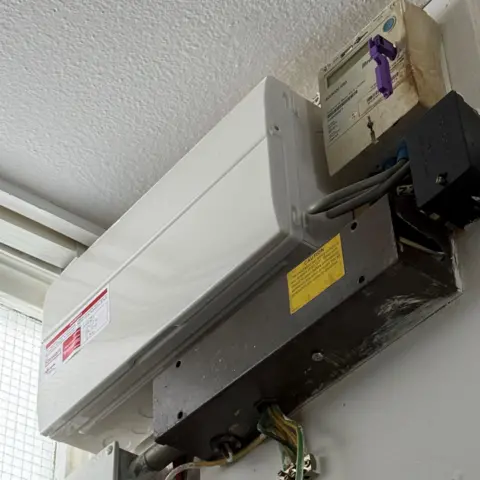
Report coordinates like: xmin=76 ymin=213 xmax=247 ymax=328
xmin=164 ymin=462 xmax=201 ymax=480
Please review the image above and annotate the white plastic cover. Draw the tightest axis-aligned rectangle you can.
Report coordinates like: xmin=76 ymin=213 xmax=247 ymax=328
xmin=38 ymin=77 xmax=339 ymax=452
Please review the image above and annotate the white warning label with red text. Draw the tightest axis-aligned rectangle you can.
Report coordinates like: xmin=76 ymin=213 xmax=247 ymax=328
xmin=43 ymin=288 xmax=110 ymax=377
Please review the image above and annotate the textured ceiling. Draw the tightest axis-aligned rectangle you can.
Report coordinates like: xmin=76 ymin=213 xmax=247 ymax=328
xmin=1 ymin=0 xmax=409 ymax=227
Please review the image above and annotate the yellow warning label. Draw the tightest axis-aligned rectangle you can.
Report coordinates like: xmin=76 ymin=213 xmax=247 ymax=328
xmin=287 ymin=234 xmax=345 ymax=314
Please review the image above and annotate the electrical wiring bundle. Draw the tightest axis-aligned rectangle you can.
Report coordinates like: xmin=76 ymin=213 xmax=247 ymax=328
xmin=163 ymin=405 xmax=315 ymax=480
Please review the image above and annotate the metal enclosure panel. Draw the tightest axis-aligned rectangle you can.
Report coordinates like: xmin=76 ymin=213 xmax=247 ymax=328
xmin=38 ymin=77 xmax=344 ymax=453
xmin=153 ymin=197 xmax=458 ymax=459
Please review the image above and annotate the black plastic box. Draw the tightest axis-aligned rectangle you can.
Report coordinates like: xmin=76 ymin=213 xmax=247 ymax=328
xmin=407 ymin=91 xmax=480 ymax=228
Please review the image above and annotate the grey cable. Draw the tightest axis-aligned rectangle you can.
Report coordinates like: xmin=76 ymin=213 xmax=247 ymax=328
xmin=307 ymin=159 xmax=407 ymax=214
xmin=325 ymin=160 xmax=411 ymax=219
xmin=320 ymin=186 xmax=377 ymax=211
xmin=130 ymin=444 xmax=183 ymax=476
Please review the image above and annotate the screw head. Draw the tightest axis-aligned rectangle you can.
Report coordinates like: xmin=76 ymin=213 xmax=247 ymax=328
xmin=436 ymin=173 xmax=448 ymax=186
xmin=311 ymin=352 xmax=324 ymax=362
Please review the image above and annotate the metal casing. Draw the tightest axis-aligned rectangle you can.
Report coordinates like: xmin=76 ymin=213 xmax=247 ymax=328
xmin=153 ymin=197 xmax=458 ymax=459
xmin=38 ymin=77 xmax=344 ymax=452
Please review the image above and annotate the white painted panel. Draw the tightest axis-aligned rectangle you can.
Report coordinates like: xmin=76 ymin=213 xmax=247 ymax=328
xmin=0 ymin=178 xmax=104 ymax=246
xmin=0 ymin=206 xmax=81 ymax=269
xmin=0 ymin=262 xmax=47 ymax=320
xmin=433 ymin=0 xmax=480 ymax=108
xmin=0 ymin=244 xmax=58 ymax=319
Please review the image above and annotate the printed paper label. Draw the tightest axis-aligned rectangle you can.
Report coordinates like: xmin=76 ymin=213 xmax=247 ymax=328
xmin=287 ymin=235 xmax=345 ymax=314
xmin=43 ymin=288 xmax=110 ymax=377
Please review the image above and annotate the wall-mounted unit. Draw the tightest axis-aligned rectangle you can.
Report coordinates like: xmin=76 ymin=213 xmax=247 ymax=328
xmin=37 ymin=77 xmax=346 ymax=452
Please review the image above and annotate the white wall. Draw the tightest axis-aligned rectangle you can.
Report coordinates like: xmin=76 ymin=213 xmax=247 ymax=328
xmin=203 ymin=1 xmax=480 ymax=479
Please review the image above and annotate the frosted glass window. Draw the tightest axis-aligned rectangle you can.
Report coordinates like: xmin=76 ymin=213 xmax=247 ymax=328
xmin=0 ymin=304 xmax=55 ymax=480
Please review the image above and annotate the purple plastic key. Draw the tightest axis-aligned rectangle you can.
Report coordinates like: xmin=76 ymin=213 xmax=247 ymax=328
xmin=368 ymin=35 xmax=397 ymax=99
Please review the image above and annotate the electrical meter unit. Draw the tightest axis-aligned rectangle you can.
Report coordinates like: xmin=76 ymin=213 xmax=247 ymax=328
xmin=319 ymin=0 xmax=447 ymax=179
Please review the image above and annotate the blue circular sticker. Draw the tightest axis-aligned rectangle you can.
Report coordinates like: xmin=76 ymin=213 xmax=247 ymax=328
xmin=383 ymin=16 xmax=396 ymax=32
